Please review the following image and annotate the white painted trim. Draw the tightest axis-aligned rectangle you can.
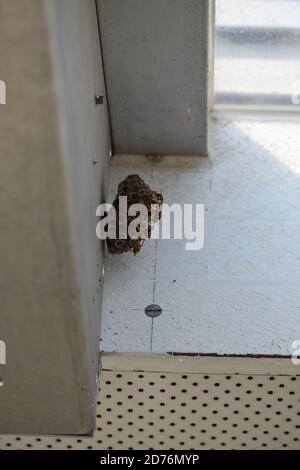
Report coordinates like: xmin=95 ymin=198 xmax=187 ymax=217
xmin=101 ymin=353 xmax=298 ymax=376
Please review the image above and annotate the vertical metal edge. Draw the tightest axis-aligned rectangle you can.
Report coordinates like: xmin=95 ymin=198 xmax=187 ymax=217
xmin=95 ymin=0 xmax=114 ymax=156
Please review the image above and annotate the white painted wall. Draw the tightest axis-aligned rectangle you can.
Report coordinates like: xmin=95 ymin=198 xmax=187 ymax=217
xmin=98 ymin=0 xmax=209 ymax=156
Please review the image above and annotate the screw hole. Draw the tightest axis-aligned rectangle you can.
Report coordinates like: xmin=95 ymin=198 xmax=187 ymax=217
xmin=95 ymin=95 xmax=104 ymax=105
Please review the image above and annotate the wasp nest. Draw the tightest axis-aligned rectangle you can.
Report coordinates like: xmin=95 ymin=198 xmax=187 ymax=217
xmin=107 ymin=174 xmax=163 ymax=255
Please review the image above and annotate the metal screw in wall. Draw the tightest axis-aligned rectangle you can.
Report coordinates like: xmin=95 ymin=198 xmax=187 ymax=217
xmin=145 ymin=304 xmax=162 ymax=318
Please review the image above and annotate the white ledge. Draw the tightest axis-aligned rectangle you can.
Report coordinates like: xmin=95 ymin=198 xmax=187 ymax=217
xmin=101 ymin=120 xmax=300 ymax=356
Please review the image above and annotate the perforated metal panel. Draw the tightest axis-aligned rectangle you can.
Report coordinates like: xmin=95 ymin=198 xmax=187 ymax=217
xmin=1 ymin=354 xmax=299 ymax=450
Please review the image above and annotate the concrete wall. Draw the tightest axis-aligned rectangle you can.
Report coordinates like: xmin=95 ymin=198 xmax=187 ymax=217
xmin=98 ymin=0 xmax=209 ymax=156
xmin=0 ymin=0 xmax=110 ymax=434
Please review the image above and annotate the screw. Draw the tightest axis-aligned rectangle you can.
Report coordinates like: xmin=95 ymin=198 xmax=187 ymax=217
xmin=145 ymin=304 xmax=162 ymax=318
xmin=95 ymin=95 xmax=104 ymax=105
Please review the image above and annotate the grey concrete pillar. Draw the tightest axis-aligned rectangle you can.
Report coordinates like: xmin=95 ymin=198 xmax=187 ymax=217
xmin=0 ymin=0 xmax=111 ymax=434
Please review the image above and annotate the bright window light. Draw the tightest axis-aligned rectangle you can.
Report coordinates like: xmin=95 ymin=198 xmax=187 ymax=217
xmin=214 ymin=0 xmax=300 ymax=111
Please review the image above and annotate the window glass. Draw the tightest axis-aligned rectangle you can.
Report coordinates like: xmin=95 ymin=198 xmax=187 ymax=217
xmin=214 ymin=0 xmax=300 ymax=109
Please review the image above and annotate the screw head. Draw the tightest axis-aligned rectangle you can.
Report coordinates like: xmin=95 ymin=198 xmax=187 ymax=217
xmin=95 ymin=95 xmax=104 ymax=105
xmin=145 ymin=304 xmax=162 ymax=318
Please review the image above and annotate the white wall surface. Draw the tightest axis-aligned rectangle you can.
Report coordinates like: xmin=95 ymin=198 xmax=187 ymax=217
xmin=98 ymin=0 xmax=209 ymax=156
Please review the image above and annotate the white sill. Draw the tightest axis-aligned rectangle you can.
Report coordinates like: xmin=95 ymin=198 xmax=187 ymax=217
xmin=101 ymin=119 xmax=300 ymax=356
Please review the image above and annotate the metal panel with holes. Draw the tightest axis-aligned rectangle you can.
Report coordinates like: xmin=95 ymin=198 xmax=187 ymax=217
xmin=1 ymin=354 xmax=300 ymax=450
